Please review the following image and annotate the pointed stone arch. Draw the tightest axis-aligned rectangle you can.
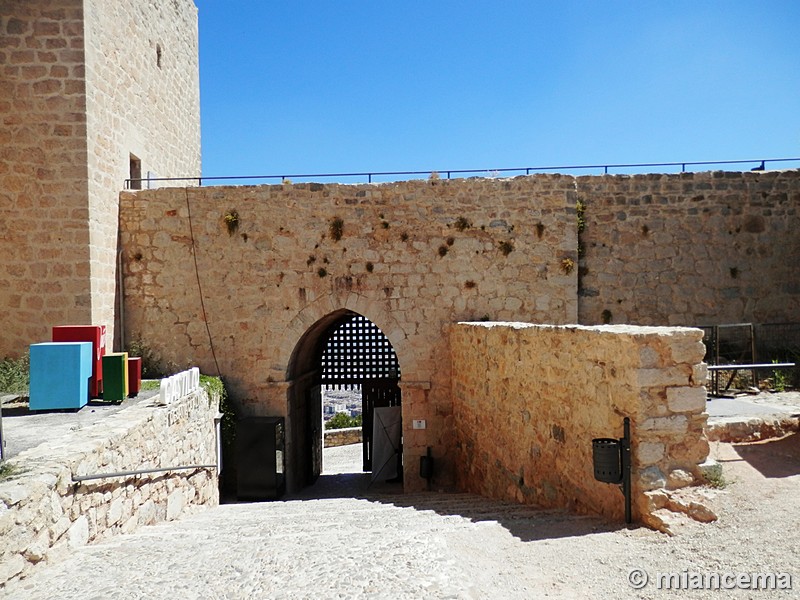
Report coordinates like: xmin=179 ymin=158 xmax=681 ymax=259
xmin=279 ymin=291 xmax=416 ymax=380
xmin=282 ymin=294 xmax=410 ymax=493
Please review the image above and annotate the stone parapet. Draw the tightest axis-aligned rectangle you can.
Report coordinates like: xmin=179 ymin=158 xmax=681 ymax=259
xmin=577 ymin=169 xmax=800 ymax=326
xmin=0 ymin=389 xmax=219 ymax=586
xmin=323 ymin=427 xmax=362 ymax=448
xmin=450 ymin=322 xmax=710 ymax=529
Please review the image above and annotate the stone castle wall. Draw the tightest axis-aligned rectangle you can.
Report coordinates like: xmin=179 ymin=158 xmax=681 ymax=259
xmin=577 ymin=170 xmax=800 ymax=327
xmin=0 ymin=0 xmax=92 ymax=354
xmin=83 ymin=0 xmax=201 ymax=342
xmin=0 ymin=0 xmax=200 ymax=358
xmin=0 ymin=389 xmax=219 ymax=586
xmin=450 ymin=322 xmax=709 ymax=527
xmin=119 ymin=176 xmax=578 ymax=490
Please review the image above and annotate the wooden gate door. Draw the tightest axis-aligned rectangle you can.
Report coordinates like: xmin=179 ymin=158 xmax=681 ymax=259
xmin=307 ymin=384 xmax=322 ymax=484
xmin=362 ymin=379 xmax=401 ymax=472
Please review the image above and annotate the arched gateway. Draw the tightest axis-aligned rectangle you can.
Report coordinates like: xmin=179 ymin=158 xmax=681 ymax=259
xmin=286 ymin=309 xmax=402 ymax=493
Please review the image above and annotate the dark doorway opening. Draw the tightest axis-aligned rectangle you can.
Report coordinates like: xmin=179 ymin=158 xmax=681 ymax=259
xmin=286 ymin=310 xmax=402 ymax=494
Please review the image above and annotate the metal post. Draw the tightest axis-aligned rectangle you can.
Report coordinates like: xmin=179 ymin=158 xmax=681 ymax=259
xmin=0 ymin=401 xmax=4 ymax=462
xmin=620 ymin=417 xmax=632 ymax=524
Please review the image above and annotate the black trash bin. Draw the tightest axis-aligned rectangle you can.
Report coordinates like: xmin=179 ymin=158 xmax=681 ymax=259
xmin=592 ymin=438 xmax=622 ymax=484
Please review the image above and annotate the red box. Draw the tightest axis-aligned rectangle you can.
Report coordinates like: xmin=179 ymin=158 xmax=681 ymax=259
xmin=127 ymin=356 xmax=142 ymax=397
xmin=52 ymin=325 xmax=106 ymax=398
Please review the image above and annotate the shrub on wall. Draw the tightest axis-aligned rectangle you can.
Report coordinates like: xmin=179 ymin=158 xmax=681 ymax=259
xmin=0 ymin=352 xmax=29 ymax=395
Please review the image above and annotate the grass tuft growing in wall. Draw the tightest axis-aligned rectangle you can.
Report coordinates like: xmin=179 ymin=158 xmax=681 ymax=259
xmin=329 ymin=217 xmax=344 ymax=241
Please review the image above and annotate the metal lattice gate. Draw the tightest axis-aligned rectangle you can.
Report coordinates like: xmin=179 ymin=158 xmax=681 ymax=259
xmin=320 ymin=314 xmax=401 ymax=471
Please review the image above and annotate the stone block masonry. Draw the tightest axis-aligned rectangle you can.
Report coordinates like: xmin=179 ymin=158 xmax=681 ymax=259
xmin=323 ymin=427 xmax=362 ymax=448
xmin=116 ymin=170 xmax=800 ymax=493
xmin=119 ymin=176 xmax=578 ymax=491
xmin=450 ymin=322 xmax=709 ymax=528
xmin=0 ymin=0 xmax=200 ymax=358
xmin=577 ymin=169 xmax=800 ymax=326
xmin=0 ymin=388 xmax=219 ymax=587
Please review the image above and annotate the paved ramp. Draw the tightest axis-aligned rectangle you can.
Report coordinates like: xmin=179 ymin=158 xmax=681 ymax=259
xmin=2 ymin=490 xmax=615 ymax=600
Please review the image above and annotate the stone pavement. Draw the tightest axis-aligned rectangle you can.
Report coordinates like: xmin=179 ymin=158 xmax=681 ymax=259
xmin=2 ymin=393 xmax=799 ymax=599
xmin=706 ymin=390 xmax=800 ymax=442
xmin=2 ymin=444 xmax=622 ymax=600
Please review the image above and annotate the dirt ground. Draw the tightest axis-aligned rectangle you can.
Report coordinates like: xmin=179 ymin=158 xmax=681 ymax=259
xmin=285 ymin=428 xmax=800 ymax=599
xmin=472 ymin=431 xmax=800 ymax=599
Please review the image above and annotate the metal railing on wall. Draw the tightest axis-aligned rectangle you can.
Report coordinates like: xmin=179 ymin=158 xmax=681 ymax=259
xmin=124 ymin=157 xmax=800 ymax=189
xmin=71 ymin=464 xmax=217 ymax=484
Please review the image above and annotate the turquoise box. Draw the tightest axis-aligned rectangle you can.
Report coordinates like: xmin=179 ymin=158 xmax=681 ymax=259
xmin=29 ymin=342 xmax=93 ymax=411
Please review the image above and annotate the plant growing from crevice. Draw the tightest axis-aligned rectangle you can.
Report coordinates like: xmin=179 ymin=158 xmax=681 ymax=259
xmin=429 ymin=171 xmax=440 ymax=182
xmin=704 ymin=467 xmax=728 ymax=489
xmin=438 ymin=245 xmax=449 ymax=257
xmin=576 ymin=198 xmax=586 ymax=234
xmin=306 ymin=255 xmax=316 ymax=266
xmin=560 ymin=257 xmax=575 ymax=274
xmin=329 ymin=217 xmax=344 ymax=242
xmin=381 ymin=221 xmax=390 ymax=229
xmin=366 ymin=261 xmax=374 ymax=273
xmin=454 ymin=216 xmax=471 ymax=231
xmin=0 ymin=462 xmax=19 ymax=482
xmin=498 ymin=240 xmax=514 ymax=256
xmin=446 ymin=236 xmax=455 ymax=246
xmin=223 ymin=209 xmax=240 ymax=236
xmin=535 ymin=222 xmax=545 ymax=239
xmin=771 ymin=360 xmax=788 ymax=392
xmin=400 ymin=232 xmax=409 ymax=242
xmin=317 ymin=267 xmax=328 ymax=278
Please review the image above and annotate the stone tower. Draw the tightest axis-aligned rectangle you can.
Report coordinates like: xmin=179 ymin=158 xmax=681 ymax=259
xmin=0 ymin=0 xmax=201 ymax=357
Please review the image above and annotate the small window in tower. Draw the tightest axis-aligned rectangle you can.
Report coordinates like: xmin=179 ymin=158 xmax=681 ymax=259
xmin=129 ymin=154 xmax=142 ymax=190
xmin=156 ymin=44 xmax=163 ymax=69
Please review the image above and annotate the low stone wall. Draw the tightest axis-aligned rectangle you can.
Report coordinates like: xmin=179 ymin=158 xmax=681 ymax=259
xmin=450 ymin=322 xmax=710 ymax=530
xmin=324 ymin=427 xmax=362 ymax=448
xmin=0 ymin=390 xmax=219 ymax=586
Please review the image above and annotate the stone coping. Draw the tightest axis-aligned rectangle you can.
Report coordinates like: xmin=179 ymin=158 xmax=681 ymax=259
xmin=0 ymin=389 xmax=219 ymax=586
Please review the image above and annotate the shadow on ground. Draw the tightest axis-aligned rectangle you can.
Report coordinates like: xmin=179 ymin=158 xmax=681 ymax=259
xmin=731 ymin=431 xmax=800 ymax=478
xmin=278 ymin=467 xmax=625 ymax=544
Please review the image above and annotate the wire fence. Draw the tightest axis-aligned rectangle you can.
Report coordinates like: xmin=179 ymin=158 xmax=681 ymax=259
xmin=700 ymin=322 xmax=800 ymax=365
xmin=125 ymin=157 xmax=800 ymax=189
xmin=700 ymin=322 xmax=800 ymax=390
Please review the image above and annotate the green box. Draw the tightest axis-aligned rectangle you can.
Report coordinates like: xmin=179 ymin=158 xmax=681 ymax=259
xmin=102 ymin=352 xmax=129 ymax=402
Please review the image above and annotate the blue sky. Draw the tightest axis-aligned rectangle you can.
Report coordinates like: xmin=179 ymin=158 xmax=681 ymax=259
xmin=194 ymin=1 xmax=800 ymax=181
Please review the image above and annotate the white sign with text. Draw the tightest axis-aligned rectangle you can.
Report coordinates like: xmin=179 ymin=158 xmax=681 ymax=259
xmin=158 ymin=367 xmax=201 ymax=405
